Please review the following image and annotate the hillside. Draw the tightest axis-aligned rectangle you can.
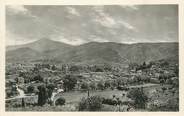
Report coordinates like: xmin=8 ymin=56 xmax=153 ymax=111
xmin=56 ymin=42 xmax=178 ymax=64
xmin=6 ymin=47 xmax=40 ymax=61
xmin=6 ymin=38 xmax=74 ymax=61
xmin=6 ymin=39 xmax=178 ymax=64
xmin=7 ymin=38 xmax=73 ymax=53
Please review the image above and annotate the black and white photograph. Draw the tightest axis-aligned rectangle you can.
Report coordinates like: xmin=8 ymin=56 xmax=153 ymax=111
xmin=5 ymin=5 xmax=179 ymax=112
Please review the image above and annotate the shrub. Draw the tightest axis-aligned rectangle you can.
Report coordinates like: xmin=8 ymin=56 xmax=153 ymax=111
xmin=102 ymin=98 xmax=118 ymax=105
xmin=89 ymin=83 xmax=97 ymax=90
xmin=127 ymin=88 xmax=148 ymax=109
xmin=27 ymin=85 xmax=35 ymax=93
xmin=34 ymin=75 xmax=44 ymax=82
xmin=95 ymin=68 xmax=103 ymax=72
xmin=161 ymin=87 xmax=167 ymax=93
xmin=147 ymin=97 xmax=179 ymax=111
xmin=55 ymin=97 xmax=66 ymax=106
xmin=104 ymin=81 xmax=111 ymax=89
xmin=69 ymin=65 xmax=79 ymax=72
xmin=78 ymin=96 xmax=103 ymax=111
xmin=97 ymin=82 xmax=105 ymax=90
xmin=117 ymin=86 xmax=129 ymax=91
xmin=81 ymin=82 xmax=89 ymax=90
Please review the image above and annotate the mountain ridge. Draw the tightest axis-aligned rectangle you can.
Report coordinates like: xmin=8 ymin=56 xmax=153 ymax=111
xmin=6 ymin=38 xmax=179 ymax=65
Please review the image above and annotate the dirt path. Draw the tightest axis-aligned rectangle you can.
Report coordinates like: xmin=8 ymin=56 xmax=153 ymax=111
xmin=128 ymin=83 xmax=158 ymax=89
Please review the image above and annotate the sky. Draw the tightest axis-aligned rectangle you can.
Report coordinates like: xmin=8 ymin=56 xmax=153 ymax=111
xmin=6 ymin=5 xmax=178 ymax=46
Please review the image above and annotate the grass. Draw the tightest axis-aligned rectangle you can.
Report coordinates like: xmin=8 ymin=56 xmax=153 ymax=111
xmin=55 ymin=89 xmax=125 ymax=103
xmin=6 ymin=89 xmax=125 ymax=111
xmin=6 ymin=84 xmax=178 ymax=111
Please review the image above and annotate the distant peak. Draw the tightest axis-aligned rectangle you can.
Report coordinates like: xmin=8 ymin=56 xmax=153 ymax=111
xmin=35 ymin=38 xmax=57 ymax=43
xmin=38 ymin=38 xmax=52 ymax=41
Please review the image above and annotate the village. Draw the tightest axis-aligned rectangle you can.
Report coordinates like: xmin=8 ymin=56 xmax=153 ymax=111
xmin=5 ymin=58 xmax=179 ymax=111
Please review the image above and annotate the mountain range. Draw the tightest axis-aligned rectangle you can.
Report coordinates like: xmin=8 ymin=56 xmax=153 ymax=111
xmin=6 ymin=38 xmax=179 ymax=65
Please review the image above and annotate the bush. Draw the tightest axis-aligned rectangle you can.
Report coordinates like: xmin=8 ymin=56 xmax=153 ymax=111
xmin=147 ymin=97 xmax=179 ymax=111
xmin=104 ymin=81 xmax=111 ymax=89
xmin=102 ymin=98 xmax=118 ymax=105
xmin=27 ymin=85 xmax=35 ymax=93
xmin=34 ymin=75 xmax=44 ymax=82
xmin=97 ymin=82 xmax=105 ymax=90
xmin=127 ymin=88 xmax=148 ymax=109
xmin=161 ymin=87 xmax=167 ymax=93
xmin=95 ymin=68 xmax=104 ymax=72
xmin=55 ymin=97 xmax=66 ymax=106
xmin=89 ymin=83 xmax=97 ymax=90
xmin=81 ymin=82 xmax=89 ymax=90
xmin=78 ymin=96 xmax=103 ymax=111
xmin=117 ymin=86 xmax=129 ymax=91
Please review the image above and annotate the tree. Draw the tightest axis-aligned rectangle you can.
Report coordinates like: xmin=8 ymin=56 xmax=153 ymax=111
xmin=174 ymin=65 xmax=179 ymax=77
xmin=69 ymin=65 xmax=79 ymax=72
xmin=27 ymin=85 xmax=35 ymax=93
xmin=63 ymin=75 xmax=77 ymax=91
xmin=46 ymin=83 xmax=55 ymax=99
xmin=51 ymin=65 xmax=57 ymax=70
xmin=95 ymin=67 xmax=104 ymax=72
xmin=34 ymin=74 xmax=44 ymax=82
xmin=81 ymin=82 xmax=89 ymax=90
xmin=89 ymin=83 xmax=96 ymax=90
xmin=37 ymin=84 xmax=48 ymax=106
xmin=110 ymin=80 xmax=118 ymax=89
xmin=143 ymin=62 xmax=146 ymax=67
xmin=97 ymin=82 xmax=104 ymax=90
xmin=104 ymin=81 xmax=111 ymax=89
xmin=127 ymin=88 xmax=148 ymax=109
xmin=161 ymin=87 xmax=167 ymax=93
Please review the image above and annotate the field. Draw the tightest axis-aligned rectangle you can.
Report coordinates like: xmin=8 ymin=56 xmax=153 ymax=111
xmin=7 ymin=83 xmax=177 ymax=112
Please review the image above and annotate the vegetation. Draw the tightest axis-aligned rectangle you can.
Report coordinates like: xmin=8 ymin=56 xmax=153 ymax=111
xmin=102 ymin=98 xmax=118 ymax=106
xmin=27 ymin=85 xmax=35 ymax=93
xmin=63 ymin=75 xmax=77 ymax=91
xmin=37 ymin=85 xmax=48 ymax=106
xmin=55 ymin=97 xmax=66 ymax=106
xmin=78 ymin=96 xmax=103 ymax=111
xmin=5 ymin=57 xmax=179 ymax=111
xmin=127 ymin=88 xmax=148 ymax=109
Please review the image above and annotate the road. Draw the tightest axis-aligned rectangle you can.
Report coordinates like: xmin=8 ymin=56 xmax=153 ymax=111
xmin=6 ymin=84 xmax=36 ymax=101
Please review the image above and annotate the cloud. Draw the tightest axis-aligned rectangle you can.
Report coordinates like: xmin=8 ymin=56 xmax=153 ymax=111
xmin=66 ymin=7 xmax=80 ymax=16
xmin=93 ymin=6 xmax=136 ymax=31
xmin=118 ymin=20 xmax=137 ymax=31
xmin=120 ymin=5 xmax=139 ymax=11
xmin=89 ymin=35 xmax=109 ymax=42
xmin=7 ymin=5 xmax=28 ymax=14
xmin=54 ymin=36 xmax=86 ymax=45
xmin=6 ymin=30 xmax=36 ymax=45
xmin=6 ymin=5 xmax=178 ymax=46
xmin=127 ymin=5 xmax=139 ymax=10
xmin=93 ymin=6 xmax=117 ymax=28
